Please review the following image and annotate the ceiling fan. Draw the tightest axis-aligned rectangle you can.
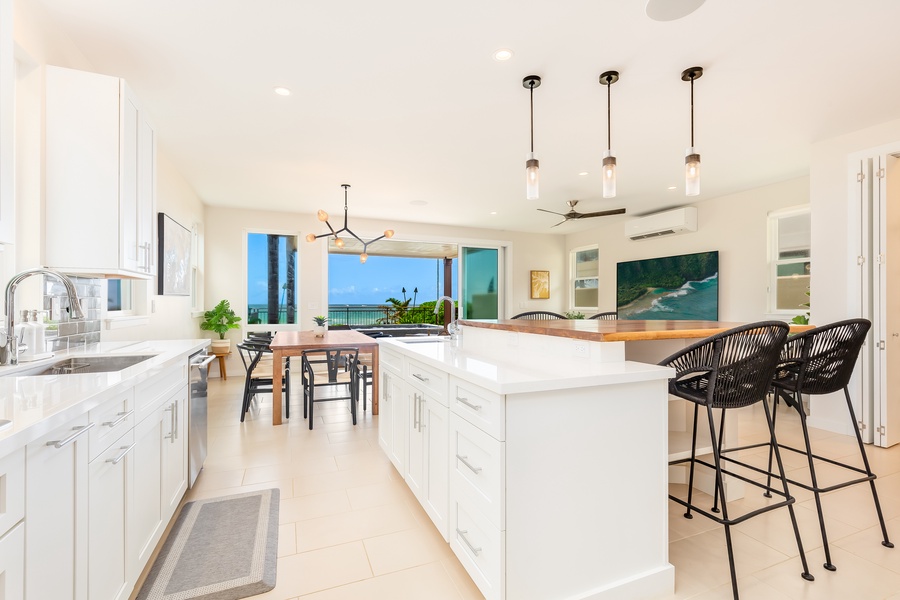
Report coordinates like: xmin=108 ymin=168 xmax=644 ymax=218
xmin=538 ymin=201 xmax=626 ymax=227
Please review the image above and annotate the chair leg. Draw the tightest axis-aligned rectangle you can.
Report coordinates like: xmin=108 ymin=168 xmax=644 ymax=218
xmin=844 ymin=386 xmax=894 ymax=550
xmin=763 ymin=392 xmax=781 ymax=498
xmin=711 ymin=408 xmax=727 ymax=514
xmin=240 ymin=378 xmax=253 ymax=422
xmin=285 ymin=370 xmax=291 ymax=420
xmin=763 ymin=397 xmax=815 ymax=583
xmin=308 ymin=383 xmax=315 ymax=430
xmin=704 ymin=405 xmax=739 ymax=599
xmin=683 ymin=403 xmax=700 ymax=519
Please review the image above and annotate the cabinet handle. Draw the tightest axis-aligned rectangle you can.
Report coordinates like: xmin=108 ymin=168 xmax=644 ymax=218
xmin=413 ymin=393 xmax=420 ymax=429
xmin=456 ymin=396 xmax=482 ymax=411
xmin=102 ymin=410 xmax=134 ymax=428
xmin=455 ymin=454 xmax=482 ymax=474
xmin=411 ymin=373 xmax=429 ymax=383
xmin=173 ymin=400 xmax=179 ymax=440
xmin=106 ymin=443 xmax=136 ymax=465
xmin=46 ymin=423 xmax=95 ymax=449
xmin=456 ymin=528 xmax=482 ymax=556
xmin=164 ymin=403 xmax=175 ymax=442
xmin=419 ymin=396 xmax=425 ymax=431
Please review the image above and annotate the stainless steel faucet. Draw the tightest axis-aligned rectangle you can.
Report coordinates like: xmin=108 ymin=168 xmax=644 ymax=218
xmin=1 ymin=268 xmax=86 ymax=365
xmin=434 ymin=296 xmax=457 ymax=336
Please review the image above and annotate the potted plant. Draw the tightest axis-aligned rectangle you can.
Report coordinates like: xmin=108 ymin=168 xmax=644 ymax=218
xmin=200 ymin=299 xmax=242 ymax=353
xmin=312 ymin=315 xmax=328 ymax=337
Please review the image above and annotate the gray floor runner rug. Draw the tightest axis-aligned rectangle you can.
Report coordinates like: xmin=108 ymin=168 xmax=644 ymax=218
xmin=136 ymin=488 xmax=279 ymax=600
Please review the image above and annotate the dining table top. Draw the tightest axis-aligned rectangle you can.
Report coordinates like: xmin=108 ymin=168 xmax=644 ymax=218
xmin=270 ymin=329 xmax=380 ymax=350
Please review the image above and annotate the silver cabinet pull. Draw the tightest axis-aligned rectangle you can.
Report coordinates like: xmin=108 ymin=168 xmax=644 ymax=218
xmin=411 ymin=373 xmax=429 ymax=383
xmin=164 ymin=403 xmax=175 ymax=441
xmin=106 ymin=443 xmax=136 ymax=465
xmin=173 ymin=400 xmax=179 ymax=440
xmin=455 ymin=454 xmax=482 ymax=474
xmin=456 ymin=396 xmax=482 ymax=411
xmin=412 ymin=393 xmax=419 ymax=429
xmin=419 ymin=396 xmax=426 ymax=431
xmin=46 ymin=423 xmax=95 ymax=449
xmin=456 ymin=528 xmax=482 ymax=556
xmin=102 ymin=410 xmax=133 ymax=428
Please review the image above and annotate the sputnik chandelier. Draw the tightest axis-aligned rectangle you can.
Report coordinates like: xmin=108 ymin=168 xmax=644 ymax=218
xmin=305 ymin=184 xmax=394 ymax=264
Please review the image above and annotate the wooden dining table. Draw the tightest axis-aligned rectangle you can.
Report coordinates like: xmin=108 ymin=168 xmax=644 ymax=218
xmin=269 ymin=330 xmax=380 ymax=425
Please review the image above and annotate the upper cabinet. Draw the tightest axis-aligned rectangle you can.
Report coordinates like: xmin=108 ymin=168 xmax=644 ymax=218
xmin=44 ymin=66 xmax=156 ymax=278
xmin=0 ymin=0 xmax=15 ymax=245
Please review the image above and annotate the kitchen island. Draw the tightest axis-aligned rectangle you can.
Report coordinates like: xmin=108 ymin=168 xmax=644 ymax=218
xmin=378 ymin=326 xmax=676 ymax=600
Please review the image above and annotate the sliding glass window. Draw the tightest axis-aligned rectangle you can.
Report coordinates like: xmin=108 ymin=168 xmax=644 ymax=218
xmin=246 ymin=232 xmax=299 ymax=325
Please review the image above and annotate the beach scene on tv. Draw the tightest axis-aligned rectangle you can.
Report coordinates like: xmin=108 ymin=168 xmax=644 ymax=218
xmin=616 ymin=251 xmax=719 ymax=320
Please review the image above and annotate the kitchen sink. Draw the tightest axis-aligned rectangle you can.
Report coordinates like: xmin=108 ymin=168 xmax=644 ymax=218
xmin=21 ymin=354 xmax=157 ymax=376
xmin=394 ymin=337 xmax=450 ymax=344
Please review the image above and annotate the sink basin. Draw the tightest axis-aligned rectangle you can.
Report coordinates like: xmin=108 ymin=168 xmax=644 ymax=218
xmin=394 ymin=337 xmax=450 ymax=344
xmin=22 ymin=354 xmax=157 ymax=376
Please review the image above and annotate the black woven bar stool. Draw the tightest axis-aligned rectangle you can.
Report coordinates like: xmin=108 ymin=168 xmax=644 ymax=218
xmin=762 ymin=318 xmax=894 ymax=571
xmin=660 ymin=321 xmax=814 ymax=599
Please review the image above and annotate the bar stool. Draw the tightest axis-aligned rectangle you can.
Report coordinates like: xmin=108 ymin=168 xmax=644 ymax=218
xmin=660 ymin=321 xmax=813 ymax=599
xmin=764 ymin=318 xmax=893 ymax=571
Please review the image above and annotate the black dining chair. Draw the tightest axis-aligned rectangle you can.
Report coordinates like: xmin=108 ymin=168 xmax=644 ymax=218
xmin=301 ymin=347 xmax=360 ymax=430
xmin=588 ymin=311 xmax=617 ymax=320
xmin=759 ymin=318 xmax=893 ymax=571
xmin=510 ymin=311 xmax=566 ymax=320
xmin=237 ymin=340 xmax=290 ymax=422
xmin=660 ymin=321 xmax=813 ymax=599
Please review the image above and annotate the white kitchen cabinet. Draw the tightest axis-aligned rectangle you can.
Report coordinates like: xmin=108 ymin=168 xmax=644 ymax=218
xmin=161 ymin=386 xmax=189 ymax=518
xmin=378 ymin=367 xmax=406 ymax=473
xmin=0 ymin=523 xmax=25 ymax=600
xmin=25 ymin=414 xmax=92 ymax=600
xmin=0 ymin=0 xmax=15 ymax=245
xmin=88 ymin=430 xmax=135 ymax=600
xmin=44 ymin=65 xmax=156 ymax=277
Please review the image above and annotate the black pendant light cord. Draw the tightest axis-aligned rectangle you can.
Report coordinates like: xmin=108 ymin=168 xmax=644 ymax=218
xmin=690 ymin=75 xmax=695 ymax=147
xmin=606 ymin=77 xmax=612 ymax=151
xmin=529 ymin=81 xmax=535 ymax=153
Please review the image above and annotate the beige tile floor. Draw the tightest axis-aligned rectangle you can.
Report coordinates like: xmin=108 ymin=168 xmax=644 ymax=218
xmin=166 ymin=377 xmax=900 ymax=600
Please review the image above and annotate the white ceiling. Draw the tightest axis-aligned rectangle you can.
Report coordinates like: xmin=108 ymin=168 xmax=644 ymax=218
xmin=23 ymin=0 xmax=900 ymax=234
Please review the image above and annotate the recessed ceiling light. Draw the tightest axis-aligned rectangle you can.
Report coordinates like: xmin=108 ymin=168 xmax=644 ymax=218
xmin=274 ymin=86 xmax=291 ymax=96
xmin=493 ymin=48 xmax=513 ymax=61
xmin=579 ymin=172 xmax=589 ymax=176
xmin=410 ymin=200 xmax=427 ymax=206
xmin=490 ymin=211 xmax=498 ymax=215
xmin=667 ymin=186 xmax=677 ymax=190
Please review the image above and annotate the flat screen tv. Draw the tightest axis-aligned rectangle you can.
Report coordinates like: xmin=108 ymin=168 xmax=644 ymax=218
xmin=616 ymin=251 xmax=719 ymax=320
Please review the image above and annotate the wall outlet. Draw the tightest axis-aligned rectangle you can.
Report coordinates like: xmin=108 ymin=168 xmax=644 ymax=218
xmin=573 ymin=340 xmax=589 ymax=358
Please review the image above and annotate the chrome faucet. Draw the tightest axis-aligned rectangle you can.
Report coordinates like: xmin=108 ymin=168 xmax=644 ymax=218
xmin=1 ymin=268 xmax=85 ymax=365
xmin=434 ymin=296 xmax=457 ymax=337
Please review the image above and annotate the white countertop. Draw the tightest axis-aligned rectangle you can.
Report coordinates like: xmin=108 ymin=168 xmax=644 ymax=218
xmin=378 ymin=336 xmax=673 ymax=395
xmin=0 ymin=339 xmax=209 ymax=457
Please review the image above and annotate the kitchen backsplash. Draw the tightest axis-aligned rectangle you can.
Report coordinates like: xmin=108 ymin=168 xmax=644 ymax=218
xmin=42 ymin=275 xmax=103 ymax=351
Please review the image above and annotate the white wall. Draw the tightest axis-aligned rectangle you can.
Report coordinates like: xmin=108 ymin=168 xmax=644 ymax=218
xmin=565 ymin=177 xmax=809 ymax=322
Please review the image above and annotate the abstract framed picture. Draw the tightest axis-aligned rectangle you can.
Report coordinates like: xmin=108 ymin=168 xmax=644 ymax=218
xmin=530 ymin=270 xmax=550 ymax=299
xmin=616 ymin=251 xmax=718 ymax=320
xmin=158 ymin=213 xmax=191 ymax=296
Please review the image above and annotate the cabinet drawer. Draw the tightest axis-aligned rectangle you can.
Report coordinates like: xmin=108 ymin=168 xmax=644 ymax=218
xmin=451 ymin=414 xmax=505 ymax=530
xmin=89 ymin=388 xmax=134 ymax=461
xmin=406 ymin=359 xmax=447 ymax=402
xmin=0 ymin=448 xmax=24 ymax=535
xmin=380 ymin=347 xmax=402 ymax=374
xmin=0 ymin=522 xmax=25 ymax=600
xmin=134 ymin=362 xmax=186 ymax=422
xmin=450 ymin=499 xmax=504 ymax=600
xmin=450 ymin=378 xmax=505 ymax=441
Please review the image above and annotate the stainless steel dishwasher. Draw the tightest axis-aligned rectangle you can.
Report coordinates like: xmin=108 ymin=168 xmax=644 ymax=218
xmin=188 ymin=350 xmax=215 ymax=488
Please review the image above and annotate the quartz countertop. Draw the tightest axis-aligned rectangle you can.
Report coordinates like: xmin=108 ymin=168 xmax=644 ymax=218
xmin=379 ymin=336 xmax=673 ymax=395
xmin=0 ymin=339 xmax=209 ymax=457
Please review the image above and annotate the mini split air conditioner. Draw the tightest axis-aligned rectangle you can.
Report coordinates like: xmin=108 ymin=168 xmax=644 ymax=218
xmin=625 ymin=206 xmax=698 ymax=241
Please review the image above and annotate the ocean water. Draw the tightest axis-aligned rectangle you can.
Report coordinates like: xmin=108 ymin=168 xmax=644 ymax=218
xmin=619 ymin=273 xmax=719 ymax=321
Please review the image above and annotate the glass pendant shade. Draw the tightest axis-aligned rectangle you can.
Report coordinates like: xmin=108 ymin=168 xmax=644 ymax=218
xmin=317 ymin=209 xmax=329 ymax=222
xmin=685 ymin=148 xmax=701 ymax=196
xmin=334 ymin=237 xmax=344 ymax=248
xmin=526 ymin=153 xmax=540 ymax=200
xmin=602 ymin=151 xmax=617 ymax=198
xmin=359 ymin=252 xmax=368 ymax=264
xmin=305 ymin=233 xmax=316 ymax=243
xmin=384 ymin=229 xmax=395 ymax=239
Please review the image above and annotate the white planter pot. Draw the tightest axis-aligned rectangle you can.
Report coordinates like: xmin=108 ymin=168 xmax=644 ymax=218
xmin=210 ymin=339 xmax=231 ymax=354
xmin=313 ymin=325 xmax=327 ymax=337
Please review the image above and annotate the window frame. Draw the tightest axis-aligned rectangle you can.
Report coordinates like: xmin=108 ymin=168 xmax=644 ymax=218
xmin=570 ymin=244 xmax=600 ymax=312
xmin=767 ymin=204 xmax=811 ymax=316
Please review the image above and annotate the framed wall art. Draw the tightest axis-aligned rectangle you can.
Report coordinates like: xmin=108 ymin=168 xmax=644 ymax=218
xmin=158 ymin=212 xmax=192 ymax=296
xmin=530 ymin=270 xmax=550 ymax=299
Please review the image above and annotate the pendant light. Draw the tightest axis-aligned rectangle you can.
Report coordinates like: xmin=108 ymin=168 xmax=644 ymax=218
xmin=523 ymin=75 xmax=541 ymax=200
xmin=599 ymin=70 xmax=619 ymax=198
xmin=682 ymin=66 xmax=703 ymax=197
xmin=306 ymin=184 xmax=395 ymax=263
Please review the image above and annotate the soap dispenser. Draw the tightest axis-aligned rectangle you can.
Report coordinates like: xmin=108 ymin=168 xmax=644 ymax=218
xmin=16 ymin=310 xmax=33 ymax=359
xmin=29 ymin=310 xmax=46 ymax=358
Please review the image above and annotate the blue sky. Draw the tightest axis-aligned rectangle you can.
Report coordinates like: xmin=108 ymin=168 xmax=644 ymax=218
xmin=247 ymin=232 xmax=456 ymax=306
xmin=329 ymin=254 xmax=457 ymax=305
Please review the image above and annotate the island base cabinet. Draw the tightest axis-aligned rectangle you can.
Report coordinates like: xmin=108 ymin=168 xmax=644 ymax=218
xmin=25 ymin=415 xmax=91 ymax=600
xmin=131 ymin=401 xmax=164 ymax=570
xmin=450 ymin=500 xmax=504 ymax=600
xmin=88 ymin=430 xmax=135 ymax=600
xmin=405 ymin=386 xmax=448 ymax=540
xmin=378 ymin=368 xmax=406 ymax=474
xmin=161 ymin=387 xmax=188 ymax=518
xmin=0 ymin=523 xmax=24 ymax=600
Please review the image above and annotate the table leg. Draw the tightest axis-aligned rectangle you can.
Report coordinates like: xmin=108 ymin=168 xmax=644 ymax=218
xmin=272 ymin=349 xmax=283 ymax=425
xmin=371 ymin=344 xmax=379 ymax=415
